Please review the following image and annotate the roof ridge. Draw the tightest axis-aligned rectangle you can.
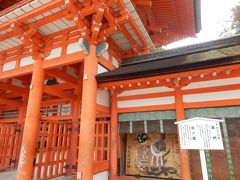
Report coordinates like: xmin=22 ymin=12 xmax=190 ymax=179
xmin=123 ymin=34 xmax=240 ymax=66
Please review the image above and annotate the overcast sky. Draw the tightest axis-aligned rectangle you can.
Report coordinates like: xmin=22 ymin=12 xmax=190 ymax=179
xmin=165 ymin=0 xmax=239 ymax=49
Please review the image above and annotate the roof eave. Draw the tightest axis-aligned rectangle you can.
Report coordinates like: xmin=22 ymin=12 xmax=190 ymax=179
xmin=0 ymin=0 xmax=32 ymax=17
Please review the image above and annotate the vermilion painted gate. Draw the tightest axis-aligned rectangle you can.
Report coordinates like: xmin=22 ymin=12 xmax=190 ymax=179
xmin=33 ymin=120 xmax=71 ymax=179
xmin=72 ymin=120 xmax=111 ymax=174
xmin=0 ymin=123 xmax=21 ymax=170
xmin=31 ymin=119 xmax=110 ymax=179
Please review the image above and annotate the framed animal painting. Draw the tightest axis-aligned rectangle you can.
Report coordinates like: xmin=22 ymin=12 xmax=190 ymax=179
xmin=125 ymin=133 xmax=181 ymax=179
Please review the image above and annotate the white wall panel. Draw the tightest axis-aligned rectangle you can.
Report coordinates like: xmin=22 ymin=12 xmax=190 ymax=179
xmin=67 ymin=42 xmax=83 ymax=54
xmin=20 ymin=56 xmax=34 ymax=66
xmin=112 ymin=56 xmax=119 ymax=68
xmin=98 ymin=64 xmax=108 ymax=74
xmin=118 ymin=96 xmax=174 ymax=108
xmin=45 ymin=47 xmax=62 ymax=60
xmin=93 ymin=171 xmax=109 ymax=180
xmin=2 ymin=61 xmax=16 ymax=71
xmin=183 ymin=90 xmax=240 ymax=102
xmin=183 ymin=77 xmax=240 ymax=90
xmin=119 ymin=86 xmax=173 ymax=97
xmin=102 ymin=51 xmax=109 ymax=60
xmin=97 ymin=90 xmax=110 ymax=107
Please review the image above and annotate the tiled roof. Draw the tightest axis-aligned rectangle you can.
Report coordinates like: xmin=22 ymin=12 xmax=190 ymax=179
xmin=97 ymin=34 xmax=240 ymax=83
xmin=123 ymin=34 xmax=240 ymax=66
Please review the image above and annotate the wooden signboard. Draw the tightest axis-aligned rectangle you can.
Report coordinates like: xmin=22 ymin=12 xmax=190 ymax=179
xmin=126 ymin=133 xmax=181 ymax=179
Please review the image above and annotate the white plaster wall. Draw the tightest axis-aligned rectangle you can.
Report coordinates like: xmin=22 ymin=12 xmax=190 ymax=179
xmin=93 ymin=171 xmax=109 ymax=180
xmin=118 ymin=96 xmax=174 ymax=108
xmin=112 ymin=56 xmax=119 ymax=68
xmin=118 ymin=86 xmax=173 ymax=97
xmin=2 ymin=61 xmax=16 ymax=71
xmin=183 ymin=90 xmax=240 ymax=102
xmin=98 ymin=64 xmax=108 ymax=74
xmin=102 ymin=51 xmax=109 ymax=60
xmin=45 ymin=47 xmax=62 ymax=60
xmin=20 ymin=56 xmax=34 ymax=66
xmin=97 ymin=90 xmax=110 ymax=107
xmin=67 ymin=42 xmax=83 ymax=54
xmin=183 ymin=77 xmax=240 ymax=89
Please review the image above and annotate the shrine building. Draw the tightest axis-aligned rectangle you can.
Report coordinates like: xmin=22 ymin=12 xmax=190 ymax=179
xmin=0 ymin=0 xmax=240 ymax=180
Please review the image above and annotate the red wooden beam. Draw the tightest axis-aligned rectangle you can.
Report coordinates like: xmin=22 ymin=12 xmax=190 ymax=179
xmin=46 ymin=69 xmax=78 ymax=86
xmin=0 ymin=98 xmax=21 ymax=107
xmin=43 ymin=86 xmax=74 ymax=101
xmin=0 ymin=81 xmax=27 ymax=93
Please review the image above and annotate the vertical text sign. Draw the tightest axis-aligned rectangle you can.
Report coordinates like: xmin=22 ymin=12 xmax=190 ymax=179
xmin=176 ymin=118 xmax=224 ymax=150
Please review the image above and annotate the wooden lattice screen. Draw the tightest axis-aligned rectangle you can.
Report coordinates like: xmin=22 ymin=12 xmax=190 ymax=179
xmin=94 ymin=121 xmax=110 ymax=163
xmin=34 ymin=121 xmax=71 ymax=180
xmin=33 ymin=120 xmax=110 ymax=178
xmin=0 ymin=123 xmax=21 ymax=170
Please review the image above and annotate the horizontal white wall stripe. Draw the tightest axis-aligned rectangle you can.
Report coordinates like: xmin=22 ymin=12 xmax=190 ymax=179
xmin=183 ymin=77 xmax=240 ymax=90
xmin=183 ymin=90 xmax=240 ymax=103
xmin=118 ymin=86 xmax=173 ymax=97
xmin=118 ymin=96 xmax=174 ymax=108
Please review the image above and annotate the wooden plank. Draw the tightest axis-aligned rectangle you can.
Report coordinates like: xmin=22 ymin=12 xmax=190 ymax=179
xmin=1 ymin=127 xmax=10 ymax=168
xmin=43 ymin=122 xmax=54 ymax=178
xmin=7 ymin=127 xmax=15 ymax=167
xmin=55 ymin=123 xmax=63 ymax=176
xmin=11 ymin=125 xmax=21 ymax=167
xmin=49 ymin=122 xmax=58 ymax=176
xmin=95 ymin=123 xmax=99 ymax=161
xmin=107 ymin=122 xmax=110 ymax=161
xmin=37 ymin=122 xmax=47 ymax=179
xmin=100 ymin=123 xmax=104 ymax=161
xmin=60 ymin=123 xmax=67 ymax=175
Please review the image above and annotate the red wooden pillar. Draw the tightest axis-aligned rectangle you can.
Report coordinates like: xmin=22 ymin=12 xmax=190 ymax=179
xmin=175 ymin=87 xmax=191 ymax=180
xmin=77 ymin=44 xmax=98 ymax=180
xmin=16 ymin=57 xmax=44 ymax=180
xmin=16 ymin=94 xmax=29 ymax=165
xmin=110 ymin=94 xmax=118 ymax=179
